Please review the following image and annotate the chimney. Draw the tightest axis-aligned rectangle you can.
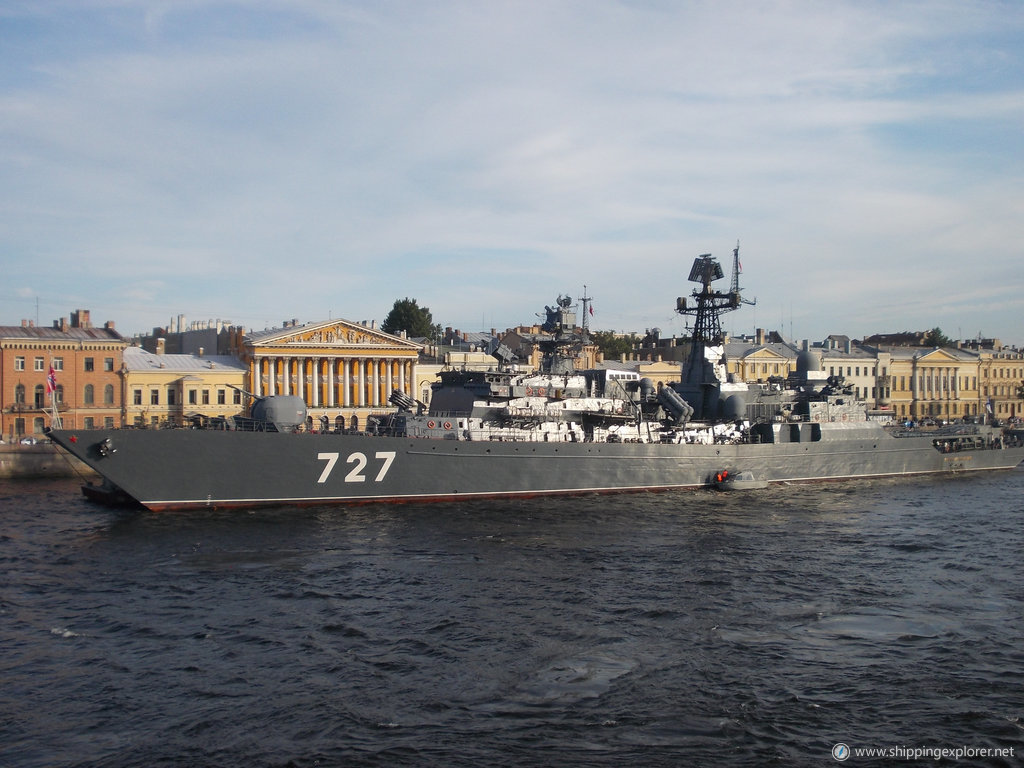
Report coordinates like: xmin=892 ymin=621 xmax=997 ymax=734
xmin=104 ymin=321 xmax=116 ymax=330
xmin=755 ymin=328 xmax=765 ymax=345
xmin=198 ymin=347 xmax=204 ymax=358
xmin=156 ymin=338 xmax=166 ymax=355
xmin=845 ymin=340 xmax=852 ymax=354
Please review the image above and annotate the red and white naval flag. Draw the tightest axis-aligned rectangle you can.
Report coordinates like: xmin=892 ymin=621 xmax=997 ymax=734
xmin=46 ymin=365 xmax=57 ymax=394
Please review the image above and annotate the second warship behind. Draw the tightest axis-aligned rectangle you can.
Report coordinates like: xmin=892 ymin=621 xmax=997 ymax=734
xmin=48 ymin=247 xmax=1024 ymax=510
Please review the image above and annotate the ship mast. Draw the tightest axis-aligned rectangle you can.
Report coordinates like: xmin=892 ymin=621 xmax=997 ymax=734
xmin=578 ymin=285 xmax=592 ymax=343
xmin=675 ymin=244 xmax=754 ymax=387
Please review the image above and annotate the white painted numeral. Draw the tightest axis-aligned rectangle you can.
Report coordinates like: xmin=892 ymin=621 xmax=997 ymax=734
xmin=317 ymin=451 xmax=397 ymax=484
xmin=374 ymin=451 xmax=396 ymax=481
xmin=345 ymin=452 xmax=368 ymax=482
xmin=317 ymin=452 xmax=339 ymax=483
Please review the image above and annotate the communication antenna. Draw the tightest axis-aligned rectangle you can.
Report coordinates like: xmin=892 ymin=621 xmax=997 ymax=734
xmin=578 ymin=285 xmax=593 ymax=342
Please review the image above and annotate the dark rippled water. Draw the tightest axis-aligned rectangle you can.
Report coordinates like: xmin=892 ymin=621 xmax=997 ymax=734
xmin=2 ymin=471 xmax=1023 ymax=767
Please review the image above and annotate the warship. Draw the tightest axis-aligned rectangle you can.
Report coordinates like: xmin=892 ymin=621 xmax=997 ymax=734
xmin=48 ymin=248 xmax=1024 ymax=510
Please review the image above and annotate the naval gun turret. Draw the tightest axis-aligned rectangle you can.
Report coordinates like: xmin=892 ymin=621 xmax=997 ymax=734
xmin=227 ymin=385 xmax=307 ymax=432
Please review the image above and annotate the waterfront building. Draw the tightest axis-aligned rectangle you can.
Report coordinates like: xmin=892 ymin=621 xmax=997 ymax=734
xmin=886 ymin=346 xmax=983 ymax=423
xmin=241 ymin=318 xmax=422 ymax=432
xmin=0 ymin=310 xmax=126 ymax=440
xmin=121 ymin=346 xmax=248 ymax=429
xmin=976 ymin=344 xmax=1024 ymax=422
xmin=723 ymin=330 xmax=798 ymax=384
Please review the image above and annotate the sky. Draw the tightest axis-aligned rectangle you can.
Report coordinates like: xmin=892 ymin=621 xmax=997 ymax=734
xmin=2 ymin=0 xmax=1023 ymax=347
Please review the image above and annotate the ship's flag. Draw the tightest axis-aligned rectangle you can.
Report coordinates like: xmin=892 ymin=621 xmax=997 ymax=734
xmin=46 ymin=365 xmax=57 ymax=394
xmin=589 ymin=305 xmax=594 ymax=316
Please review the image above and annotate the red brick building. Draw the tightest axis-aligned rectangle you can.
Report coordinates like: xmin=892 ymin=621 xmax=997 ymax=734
xmin=1 ymin=310 xmax=126 ymax=440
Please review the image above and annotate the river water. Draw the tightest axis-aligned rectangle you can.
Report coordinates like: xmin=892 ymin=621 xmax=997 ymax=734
xmin=2 ymin=471 xmax=1023 ymax=767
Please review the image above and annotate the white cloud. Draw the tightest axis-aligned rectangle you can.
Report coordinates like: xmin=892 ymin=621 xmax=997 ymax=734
xmin=1 ymin=0 xmax=1022 ymax=344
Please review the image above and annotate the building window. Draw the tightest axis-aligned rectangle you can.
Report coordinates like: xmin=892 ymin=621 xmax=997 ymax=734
xmin=150 ymin=390 xmax=159 ymax=405
xmin=104 ymin=357 xmax=114 ymax=372
xmin=84 ymin=417 xmax=95 ymax=429
xmin=217 ymin=389 xmax=226 ymax=405
xmin=35 ymin=357 xmax=45 ymax=371
xmin=15 ymin=356 xmax=25 ymax=371
xmin=34 ymin=385 xmax=45 ymax=408
xmin=104 ymin=384 xmax=114 ymax=405
xmin=188 ymin=390 xmax=197 ymax=405
xmin=104 ymin=416 xmax=114 ymax=429
xmin=202 ymin=390 xmax=210 ymax=405
xmin=52 ymin=358 xmax=62 ymax=370
xmin=133 ymin=389 xmax=142 ymax=405
xmin=84 ymin=384 xmax=94 ymax=405
xmin=233 ymin=390 xmax=241 ymax=405
xmin=167 ymin=388 xmax=177 ymax=406
xmin=84 ymin=357 xmax=94 ymax=372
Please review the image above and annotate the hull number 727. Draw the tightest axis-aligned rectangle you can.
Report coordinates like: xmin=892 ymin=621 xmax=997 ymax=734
xmin=317 ymin=451 xmax=397 ymax=484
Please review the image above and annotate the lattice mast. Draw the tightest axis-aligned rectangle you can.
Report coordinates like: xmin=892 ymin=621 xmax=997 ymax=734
xmin=676 ymin=243 xmax=754 ymax=385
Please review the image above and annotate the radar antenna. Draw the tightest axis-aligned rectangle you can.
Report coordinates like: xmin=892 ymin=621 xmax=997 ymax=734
xmin=675 ymin=244 xmax=755 ymax=387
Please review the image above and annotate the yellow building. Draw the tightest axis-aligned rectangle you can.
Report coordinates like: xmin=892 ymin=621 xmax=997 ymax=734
xmin=886 ymin=347 xmax=984 ymax=423
xmin=122 ymin=346 xmax=248 ymax=428
xmin=241 ymin=319 xmax=422 ymax=432
xmin=723 ymin=336 xmax=797 ymax=383
xmin=977 ymin=348 xmax=1024 ymax=422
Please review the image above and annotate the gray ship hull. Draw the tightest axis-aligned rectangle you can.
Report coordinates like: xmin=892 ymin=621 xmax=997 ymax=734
xmin=48 ymin=425 xmax=1024 ymax=511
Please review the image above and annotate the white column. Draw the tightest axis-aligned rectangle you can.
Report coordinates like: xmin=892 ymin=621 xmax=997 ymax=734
xmin=253 ymin=357 xmax=262 ymax=397
xmin=358 ymin=359 xmax=366 ymax=407
xmin=268 ymin=357 xmax=277 ymax=396
xmin=312 ymin=357 xmax=320 ymax=408
xmin=372 ymin=358 xmax=380 ymax=406
xmin=296 ymin=357 xmax=304 ymax=403
xmin=343 ymin=359 xmax=351 ymax=407
xmin=327 ymin=359 xmax=335 ymax=407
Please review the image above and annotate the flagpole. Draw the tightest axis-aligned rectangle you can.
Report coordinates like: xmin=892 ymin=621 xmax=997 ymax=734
xmin=47 ymin=362 xmax=62 ymax=430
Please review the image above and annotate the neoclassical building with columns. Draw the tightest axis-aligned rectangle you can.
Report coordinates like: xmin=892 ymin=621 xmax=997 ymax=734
xmin=241 ymin=318 xmax=422 ymax=432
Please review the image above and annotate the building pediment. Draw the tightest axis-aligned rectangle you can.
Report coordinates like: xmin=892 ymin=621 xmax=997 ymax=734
xmin=247 ymin=319 xmax=423 ymax=352
xmin=741 ymin=347 xmax=788 ymax=361
xmin=917 ymin=348 xmax=969 ymax=364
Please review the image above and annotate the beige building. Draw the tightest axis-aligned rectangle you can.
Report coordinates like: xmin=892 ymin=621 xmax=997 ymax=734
xmin=122 ymin=346 xmax=248 ymax=428
xmin=241 ymin=318 xmax=422 ymax=432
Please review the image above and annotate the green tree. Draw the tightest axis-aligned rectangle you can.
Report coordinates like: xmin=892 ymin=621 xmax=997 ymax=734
xmin=921 ymin=327 xmax=952 ymax=348
xmin=590 ymin=330 xmax=638 ymax=358
xmin=382 ymin=298 xmax=438 ymax=339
